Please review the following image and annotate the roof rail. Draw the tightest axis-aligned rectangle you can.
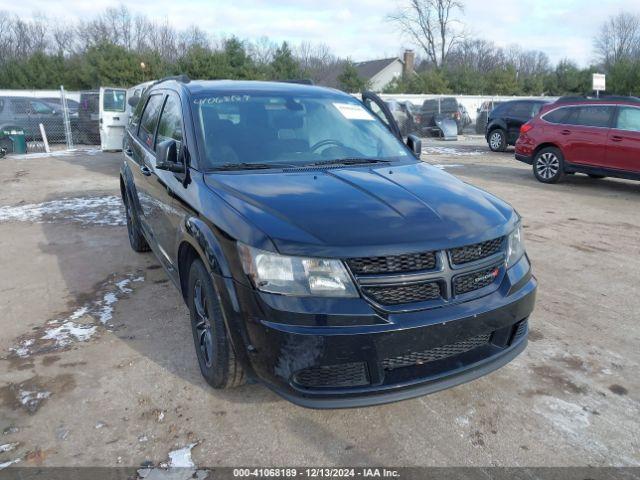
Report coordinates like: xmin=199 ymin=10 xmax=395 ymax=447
xmin=555 ymin=95 xmax=640 ymax=104
xmin=278 ymin=79 xmax=314 ymax=85
xmin=153 ymin=74 xmax=191 ymax=86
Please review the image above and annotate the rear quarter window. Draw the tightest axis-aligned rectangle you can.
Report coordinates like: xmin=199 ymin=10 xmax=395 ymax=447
xmin=543 ymin=107 xmax=571 ymax=124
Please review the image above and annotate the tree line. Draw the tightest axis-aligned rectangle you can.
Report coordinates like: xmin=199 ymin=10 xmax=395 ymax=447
xmin=0 ymin=4 xmax=638 ymax=96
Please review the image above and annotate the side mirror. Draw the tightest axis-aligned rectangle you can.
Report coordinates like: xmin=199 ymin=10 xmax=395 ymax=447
xmin=128 ymin=95 xmax=140 ymax=108
xmin=406 ymin=134 xmax=422 ymax=158
xmin=156 ymin=139 xmax=185 ymax=173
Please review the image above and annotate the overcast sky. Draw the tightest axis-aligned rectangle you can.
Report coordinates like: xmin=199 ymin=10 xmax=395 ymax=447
xmin=3 ymin=0 xmax=640 ymax=66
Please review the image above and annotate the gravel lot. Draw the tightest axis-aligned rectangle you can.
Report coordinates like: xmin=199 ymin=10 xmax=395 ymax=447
xmin=0 ymin=137 xmax=638 ymax=470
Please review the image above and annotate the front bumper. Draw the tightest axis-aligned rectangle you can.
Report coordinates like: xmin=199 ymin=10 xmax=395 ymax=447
xmin=221 ymin=255 xmax=537 ymax=408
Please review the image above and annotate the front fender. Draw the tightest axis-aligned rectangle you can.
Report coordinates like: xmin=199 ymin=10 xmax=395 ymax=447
xmin=182 ymin=216 xmax=233 ymax=278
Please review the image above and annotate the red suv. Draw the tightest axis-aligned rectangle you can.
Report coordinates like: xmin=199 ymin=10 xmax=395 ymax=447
xmin=515 ymin=96 xmax=640 ymax=183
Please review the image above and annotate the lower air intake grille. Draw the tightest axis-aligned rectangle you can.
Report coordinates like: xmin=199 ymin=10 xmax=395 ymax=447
xmin=453 ymin=264 xmax=501 ymax=296
xmin=449 ymin=237 xmax=504 ymax=265
xmin=382 ymin=333 xmax=492 ymax=370
xmin=362 ymin=282 xmax=441 ymax=305
xmin=512 ymin=319 xmax=528 ymax=344
xmin=293 ymin=362 xmax=369 ymax=388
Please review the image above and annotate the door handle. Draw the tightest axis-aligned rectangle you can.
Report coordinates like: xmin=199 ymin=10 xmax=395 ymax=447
xmin=140 ymin=165 xmax=152 ymax=176
xmin=611 ymin=135 xmax=623 ymax=142
xmin=560 ymin=129 xmax=571 ymax=135
xmin=124 ymin=148 xmax=133 ymax=156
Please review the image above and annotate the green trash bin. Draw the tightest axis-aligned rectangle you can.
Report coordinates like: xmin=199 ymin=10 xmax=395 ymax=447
xmin=0 ymin=127 xmax=27 ymax=154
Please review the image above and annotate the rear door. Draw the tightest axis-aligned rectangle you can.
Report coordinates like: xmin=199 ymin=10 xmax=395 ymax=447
xmin=504 ymin=102 xmax=532 ymax=143
xmin=561 ymin=105 xmax=614 ymax=167
xmin=361 ymin=92 xmax=403 ymax=140
xmin=99 ymin=87 xmax=128 ymax=151
xmin=606 ymin=106 xmax=640 ymax=172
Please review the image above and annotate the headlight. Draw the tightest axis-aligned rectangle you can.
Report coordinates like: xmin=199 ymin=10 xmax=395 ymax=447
xmin=238 ymin=243 xmax=358 ymax=298
xmin=506 ymin=222 xmax=525 ymax=268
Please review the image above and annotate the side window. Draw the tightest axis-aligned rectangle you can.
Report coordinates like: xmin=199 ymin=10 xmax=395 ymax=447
xmin=544 ymin=107 xmax=571 ymax=124
xmin=508 ymin=102 xmax=532 ymax=118
xmin=155 ymin=94 xmax=183 ymax=149
xmin=574 ymin=106 xmax=614 ymax=128
xmin=129 ymin=93 xmax=147 ymax=130
xmin=615 ymin=107 xmax=640 ymax=132
xmin=12 ymin=99 xmax=29 ymax=114
xmin=138 ymin=94 xmax=164 ymax=149
xmin=30 ymin=101 xmax=53 ymax=114
xmin=0 ymin=98 xmax=4 ymax=113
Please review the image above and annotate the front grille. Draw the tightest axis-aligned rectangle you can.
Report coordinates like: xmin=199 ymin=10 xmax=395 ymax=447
xmin=382 ymin=333 xmax=492 ymax=370
xmin=362 ymin=281 xmax=441 ymax=305
xmin=346 ymin=251 xmax=437 ymax=275
xmin=449 ymin=237 xmax=504 ymax=265
xmin=292 ymin=362 xmax=369 ymax=388
xmin=453 ymin=264 xmax=501 ymax=295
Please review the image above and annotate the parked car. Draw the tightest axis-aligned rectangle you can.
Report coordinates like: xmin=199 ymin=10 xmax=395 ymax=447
xmin=486 ymin=99 xmax=550 ymax=152
xmin=0 ymin=96 xmax=65 ymax=141
xmin=475 ymin=100 xmax=503 ymax=134
xmin=515 ymin=96 xmax=640 ymax=184
xmin=120 ymin=77 xmax=536 ymax=408
xmin=385 ymin=100 xmax=417 ymax=136
xmin=415 ymin=97 xmax=466 ymax=136
xmin=43 ymin=97 xmax=80 ymax=116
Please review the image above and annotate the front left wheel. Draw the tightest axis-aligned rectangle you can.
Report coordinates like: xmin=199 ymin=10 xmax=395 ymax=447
xmin=187 ymin=259 xmax=245 ymax=389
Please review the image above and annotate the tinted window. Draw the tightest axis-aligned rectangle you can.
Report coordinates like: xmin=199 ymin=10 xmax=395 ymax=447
xmin=615 ymin=107 xmax=640 ymax=132
xmin=572 ymin=106 xmax=614 ymax=128
xmin=138 ymin=94 xmax=164 ymax=149
xmin=156 ymin=95 xmax=183 ymax=149
xmin=544 ymin=107 xmax=571 ymax=124
xmin=11 ymin=99 xmax=30 ymax=114
xmin=507 ymin=102 xmax=533 ymax=118
xmin=531 ymin=103 xmax=544 ymax=116
xmin=103 ymin=89 xmax=126 ymax=112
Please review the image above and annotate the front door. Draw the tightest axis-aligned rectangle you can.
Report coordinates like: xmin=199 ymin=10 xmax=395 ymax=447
xmin=361 ymin=92 xmax=403 ymax=141
xmin=606 ymin=106 xmax=640 ymax=173
xmin=99 ymin=87 xmax=128 ymax=151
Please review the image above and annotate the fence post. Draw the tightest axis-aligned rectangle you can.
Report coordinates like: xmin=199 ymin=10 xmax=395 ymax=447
xmin=60 ymin=85 xmax=74 ymax=150
xmin=39 ymin=124 xmax=50 ymax=153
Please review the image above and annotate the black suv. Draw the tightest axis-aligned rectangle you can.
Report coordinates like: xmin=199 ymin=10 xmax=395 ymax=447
xmin=486 ymin=99 xmax=549 ymax=152
xmin=121 ymin=77 xmax=536 ymax=408
xmin=0 ymin=96 xmax=65 ymax=141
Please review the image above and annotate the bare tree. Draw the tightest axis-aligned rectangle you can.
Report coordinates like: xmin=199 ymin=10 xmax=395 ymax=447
xmin=388 ymin=0 xmax=464 ymax=68
xmin=294 ymin=41 xmax=337 ymax=80
xmin=594 ymin=12 xmax=640 ymax=66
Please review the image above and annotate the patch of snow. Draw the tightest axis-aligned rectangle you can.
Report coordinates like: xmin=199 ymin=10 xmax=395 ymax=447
xmin=0 ymin=458 xmax=20 ymax=470
xmin=10 ymin=339 xmax=34 ymax=357
xmin=41 ymin=321 xmax=97 ymax=348
xmin=69 ymin=306 xmax=89 ymax=320
xmin=99 ymin=292 xmax=119 ymax=323
xmin=95 ymin=422 xmax=106 ymax=429
xmin=0 ymin=196 xmax=125 ymax=227
xmin=168 ymin=443 xmax=197 ymax=468
xmin=116 ymin=279 xmax=132 ymax=293
xmin=0 ymin=443 xmax=19 ymax=453
xmin=157 ymin=411 xmax=165 ymax=422
xmin=424 ymin=146 xmax=482 ymax=156
xmin=431 ymin=163 xmax=464 ymax=170
xmin=139 ymin=435 xmax=148 ymax=443
xmin=19 ymin=389 xmax=51 ymax=411
xmin=455 ymin=416 xmax=470 ymax=427
xmin=133 ymin=276 xmax=145 ymax=282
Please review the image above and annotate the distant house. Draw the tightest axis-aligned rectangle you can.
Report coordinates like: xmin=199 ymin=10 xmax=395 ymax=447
xmin=317 ymin=50 xmax=415 ymax=92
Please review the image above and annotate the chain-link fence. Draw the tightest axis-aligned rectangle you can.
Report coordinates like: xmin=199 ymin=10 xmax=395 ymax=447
xmin=0 ymin=87 xmax=100 ymax=154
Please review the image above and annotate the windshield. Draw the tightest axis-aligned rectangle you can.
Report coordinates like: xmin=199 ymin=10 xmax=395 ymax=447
xmin=193 ymin=93 xmax=411 ymax=169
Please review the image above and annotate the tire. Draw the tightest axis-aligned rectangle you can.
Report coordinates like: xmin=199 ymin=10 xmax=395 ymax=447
xmin=187 ymin=259 xmax=245 ymax=389
xmin=588 ymin=174 xmax=606 ymax=179
xmin=123 ymin=188 xmax=150 ymax=252
xmin=533 ymin=147 xmax=566 ymax=184
xmin=488 ymin=129 xmax=507 ymax=152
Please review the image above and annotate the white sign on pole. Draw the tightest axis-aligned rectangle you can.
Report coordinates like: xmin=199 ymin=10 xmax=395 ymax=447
xmin=592 ymin=73 xmax=606 ymax=92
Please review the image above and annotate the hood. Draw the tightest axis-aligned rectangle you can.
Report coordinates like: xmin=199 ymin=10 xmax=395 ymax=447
xmin=204 ymin=162 xmax=516 ymax=257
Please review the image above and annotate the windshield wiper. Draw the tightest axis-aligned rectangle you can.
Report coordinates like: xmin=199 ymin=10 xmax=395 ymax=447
xmin=305 ymin=158 xmax=391 ymax=167
xmin=208 ymin=162 xmax=295 ymax=171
